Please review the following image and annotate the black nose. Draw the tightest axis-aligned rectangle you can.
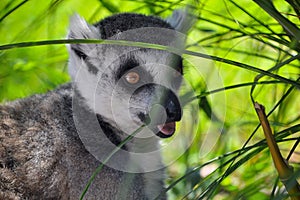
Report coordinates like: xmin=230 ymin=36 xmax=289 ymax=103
xmin=164 ymin=91 xmax=182 ymax=122
xmin=149 ymin=87 xmax=182 ymax=125
xmin=130 ymin=83 xmax=182 ymax=125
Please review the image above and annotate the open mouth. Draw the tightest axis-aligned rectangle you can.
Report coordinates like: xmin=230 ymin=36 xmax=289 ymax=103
xmin=139 ymin=100 xmax=181 ymax=138
xmin=147 ymin=99 xmax=182 ymax=138
xmin=136 ymin=111 xmax=179 ymax=138
xmin=156 ymin=121 xmax=176 ymax=138
xmin=144 ymin=120 xmax=178 ymax=138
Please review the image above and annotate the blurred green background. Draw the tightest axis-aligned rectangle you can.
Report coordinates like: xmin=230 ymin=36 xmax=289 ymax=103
xmin=1 ymin=0 xmax=299 ymax=199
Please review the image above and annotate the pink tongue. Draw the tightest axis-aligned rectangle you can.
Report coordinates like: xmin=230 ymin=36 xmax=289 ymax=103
xmin=157 ymin=122 xmax=176 ymax=136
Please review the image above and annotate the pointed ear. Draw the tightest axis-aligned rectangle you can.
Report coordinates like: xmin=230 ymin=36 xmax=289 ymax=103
xmin=67 ymin=14 xmax=100 ymax=59
xmin=166 ymin=8 xmax=195 ymax=34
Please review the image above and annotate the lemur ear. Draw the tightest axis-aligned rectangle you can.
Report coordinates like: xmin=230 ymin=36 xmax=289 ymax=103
xmin=166 ymin=8 xmax=195 ymax=34
xmin=67 ymin=14 xmax=100 ymax=59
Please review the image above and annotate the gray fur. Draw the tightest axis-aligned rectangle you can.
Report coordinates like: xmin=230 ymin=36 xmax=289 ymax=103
xmin=0 ymin=10 xmax=189 ymax=200
xmin=0 ymin=84 xmax=148 ymax=200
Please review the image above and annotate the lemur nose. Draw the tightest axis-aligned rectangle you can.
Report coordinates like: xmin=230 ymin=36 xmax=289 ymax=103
xmin=145 ymin=89 xmax=182 ymax=125
xmin=131 ymin=83 xmax=182 ymax=124
xmin=149 ymin=104 xmax=167 ymax=125
xmin=164 ymin=91 xmax=182 ymax=122
xmin=148 ymin=94 xmax=182 ymax=125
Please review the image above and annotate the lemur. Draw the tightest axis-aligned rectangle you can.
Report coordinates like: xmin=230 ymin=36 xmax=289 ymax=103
xmin=0 ymin=9 xmax=191 ymax=200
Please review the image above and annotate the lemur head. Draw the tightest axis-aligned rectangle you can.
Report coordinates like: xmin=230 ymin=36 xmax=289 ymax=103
xmin=67 ymin=12 xmax=189 ymax=138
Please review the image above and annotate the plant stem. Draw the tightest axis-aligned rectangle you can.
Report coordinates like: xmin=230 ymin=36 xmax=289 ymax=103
xmin=254 ymin=102 xmax=300 ymax=200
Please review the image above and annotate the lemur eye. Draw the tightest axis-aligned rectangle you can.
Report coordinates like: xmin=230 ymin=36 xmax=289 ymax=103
xmin=125 ymin=71 xmax=140 ymax=84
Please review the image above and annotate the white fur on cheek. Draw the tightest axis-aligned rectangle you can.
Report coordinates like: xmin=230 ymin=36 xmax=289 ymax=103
xmin=72 ymin=59 xmax=99 ymax=111
xmin=67 ymin=50 xmax=81 ymax=80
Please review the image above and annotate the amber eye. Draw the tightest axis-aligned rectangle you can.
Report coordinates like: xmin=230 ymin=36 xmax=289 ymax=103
xmin=124 ymin=71 xmax=140 ymax=84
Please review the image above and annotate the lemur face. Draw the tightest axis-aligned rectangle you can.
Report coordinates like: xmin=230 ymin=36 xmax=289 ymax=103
xmin=106 ymin=47 xmax=183 ymax=138
xmin=68 ymin=14 xmax=184 ymax=138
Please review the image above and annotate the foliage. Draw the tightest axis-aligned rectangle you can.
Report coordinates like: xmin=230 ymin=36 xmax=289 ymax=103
xmin=0 ymin=0 xmax=299 ymax=199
